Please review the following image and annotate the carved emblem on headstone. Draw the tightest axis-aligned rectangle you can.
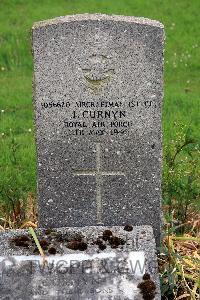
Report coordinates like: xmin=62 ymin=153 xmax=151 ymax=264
xmin=82 ymin=54 xmax=115 ymax=88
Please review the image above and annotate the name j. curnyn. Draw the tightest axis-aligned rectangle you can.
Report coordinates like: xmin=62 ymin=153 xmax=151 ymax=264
xmin=72 ymin=110 xmax=126 ymax=119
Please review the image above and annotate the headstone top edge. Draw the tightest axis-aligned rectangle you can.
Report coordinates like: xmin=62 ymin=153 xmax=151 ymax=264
xmin=32 ymin=13 xmax=164 ymax=30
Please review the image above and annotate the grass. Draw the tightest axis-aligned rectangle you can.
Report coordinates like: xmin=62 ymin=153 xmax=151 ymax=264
xmin=0 ymin=1 xmax=199 ymax=299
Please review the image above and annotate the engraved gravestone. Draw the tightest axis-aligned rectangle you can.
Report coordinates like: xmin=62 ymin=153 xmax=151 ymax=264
xmin=32 ymin=14 xmax=164 ymax=243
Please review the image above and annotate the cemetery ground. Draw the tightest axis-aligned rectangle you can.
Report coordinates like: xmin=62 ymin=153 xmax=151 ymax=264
xmin=0 ymin=1 xmax=199 ymax=299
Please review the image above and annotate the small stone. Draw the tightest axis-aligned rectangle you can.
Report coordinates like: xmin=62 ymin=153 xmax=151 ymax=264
xmin=67 ymin=241 xmax=80 ymax=250
xmin=67 ymin=240 xmax=87 ymax=251
xmin=109 ymin=236 xmax=125 ymax=248
xmin=137 ymin=279 xmax=156 ymax=300
xmin=102 ymin=229 xmax=113 ymax=241
xmin=48 ymin=247 xmax=57 ymax=255
xmin=143 ymin=273 xmax=151 ymax=280
xmin=78 ymin=241 xmax=88 ymax=251
xmin=39 ymin=239 xmax=49 ymax=250
xmin=124 ymin=225 xmax=133 ymax=232
xmin=98 ymin=243 xmax=107 ymax=251
xmin=95 ymin=238 xmax=104 ymax=246
xmin=11 ymin=235 xmax=31 ymax=248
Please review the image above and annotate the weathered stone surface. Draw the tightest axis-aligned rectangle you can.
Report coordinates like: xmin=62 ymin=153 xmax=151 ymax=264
xmin=32 ymin=14 xmax=164 ymax=243
xmin=0 ymin=226 xmax=160 ymax=299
